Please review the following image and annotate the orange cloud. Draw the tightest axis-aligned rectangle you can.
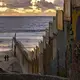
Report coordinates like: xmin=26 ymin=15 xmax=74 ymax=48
xmin=0 ymin=0 xmax=64 ymax=16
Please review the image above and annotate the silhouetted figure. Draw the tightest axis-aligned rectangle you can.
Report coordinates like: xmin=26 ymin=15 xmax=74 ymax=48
xmin=6 ymin=55 xmax=9 ymax=61
xmin=4 ymin=55 xmax=6 ymax=61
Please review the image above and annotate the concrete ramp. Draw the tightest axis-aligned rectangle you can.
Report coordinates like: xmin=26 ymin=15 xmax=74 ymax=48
xmin=0 ymin=51 xmax=22 ymax=73
xmin=0 ymin=74 xmax=68 ymax=80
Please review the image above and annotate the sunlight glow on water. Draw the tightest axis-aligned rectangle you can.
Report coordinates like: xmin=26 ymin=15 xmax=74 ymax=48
xmin=0 ymin=16 xmax=53 ymax=51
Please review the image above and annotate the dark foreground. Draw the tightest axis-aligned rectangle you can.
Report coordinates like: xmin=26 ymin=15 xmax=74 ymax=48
xmin=0 ymin=74 xmax=68 ymax=80
xmin=0 ymin=66 xmax=68 ymax=80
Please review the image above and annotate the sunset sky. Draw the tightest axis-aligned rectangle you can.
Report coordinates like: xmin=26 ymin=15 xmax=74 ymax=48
xmin=4 ymin=0 xmax=63 ymax=8
xmin=0 ymin=0 xmax=64 ymax=16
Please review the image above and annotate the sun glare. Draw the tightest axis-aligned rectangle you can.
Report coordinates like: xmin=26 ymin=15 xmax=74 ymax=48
xmin=45 ymin=0 xmax=55 ymax=4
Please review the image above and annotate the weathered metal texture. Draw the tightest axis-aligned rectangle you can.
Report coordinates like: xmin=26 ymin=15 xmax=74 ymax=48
xmin=13 ymin=37 xmax=29 ymax=61
xmin=72 ymin=0 xmax=80 ymax=8
xmin=64 ymin=0 xmax=71 ymax=21
xmin=71 ymin=41 xmax=80 ymax=80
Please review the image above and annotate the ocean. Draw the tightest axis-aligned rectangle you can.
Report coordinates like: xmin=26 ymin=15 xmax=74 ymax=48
xmin=0 ymin=16 xmax=53 ymax=51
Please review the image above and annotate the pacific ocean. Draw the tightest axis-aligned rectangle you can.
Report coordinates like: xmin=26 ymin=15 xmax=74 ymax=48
xmin=0 ymin=16 xmax=53 ymax=51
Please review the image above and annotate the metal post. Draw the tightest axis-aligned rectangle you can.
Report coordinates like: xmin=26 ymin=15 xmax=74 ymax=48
xmin=76 ymin=43 xmax=80 ymax=79
xmin=57 ymin=49 xmax=59 ymax=76
xmin=65 ymin=50 xmax=68 ymax=77
xmin=12 ymin=38 xmax=13 ymax=52
xmin=14 ymin=33 xmax=16 ymax=57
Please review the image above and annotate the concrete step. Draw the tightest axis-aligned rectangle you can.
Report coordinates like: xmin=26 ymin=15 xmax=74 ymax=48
xmin=0 ymin=74 xmax=68 ymax=80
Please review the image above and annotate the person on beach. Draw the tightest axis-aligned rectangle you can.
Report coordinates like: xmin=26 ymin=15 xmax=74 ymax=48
xmin=6 ymin=55 xmax=9 ymax=61
xmin=4 ymin=55 xmax=6 ymax=61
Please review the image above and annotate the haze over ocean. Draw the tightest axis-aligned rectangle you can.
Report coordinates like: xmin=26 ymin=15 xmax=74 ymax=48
xmin=0 ymin=16 xmax=53 ymax=51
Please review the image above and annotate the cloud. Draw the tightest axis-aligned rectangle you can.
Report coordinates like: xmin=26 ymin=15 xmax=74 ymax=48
xmin=4 ymin=0 xmax=63 ymax=8
xmin=54 ymin=0 xmax=64 ymax=7
xmin=37 ymin=1 xmax=55 ymax=9
xmin=4 ymin=0 xmax=31 ymax=8
xmin=36 ymin=0 xmax=63 ymax=10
